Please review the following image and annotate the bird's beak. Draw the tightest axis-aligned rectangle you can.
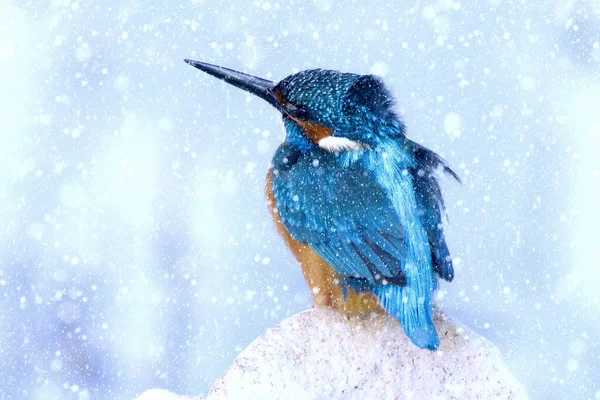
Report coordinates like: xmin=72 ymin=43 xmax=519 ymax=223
xmin=184 ymin=59 xmax=286 ymax=114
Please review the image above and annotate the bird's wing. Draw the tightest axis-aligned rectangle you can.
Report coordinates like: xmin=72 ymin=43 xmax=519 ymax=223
xmin=405 ymin=138 xmax=459 ymax=282
xmin=271 ymin=146 xmax=408 ymax=285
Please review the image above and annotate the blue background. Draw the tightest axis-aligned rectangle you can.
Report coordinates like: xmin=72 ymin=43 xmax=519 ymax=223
xmin=1 ymin=0 xmax=599 ymax=398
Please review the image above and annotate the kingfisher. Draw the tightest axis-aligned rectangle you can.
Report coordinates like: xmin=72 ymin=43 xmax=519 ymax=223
xmin=185 ymin=60 xmax=459 ymax=350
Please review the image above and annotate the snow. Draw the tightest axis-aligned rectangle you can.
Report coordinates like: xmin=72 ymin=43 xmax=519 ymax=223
xmin=75 ymin=42 xmax=91 ymax=62
xmin=369 ymin=61 xmax=389 ymax=77
xmin=444 ymin=112 xmax=462 ymax=138
xmin=1 ymin=0 xmax=599 ymax=398
xmin=136 ymin=389 xmax=194 ymax=400
xmin=422 ymin=6 xmax=437 ymax=20
xmin=0 ymin=40 xmax=15 ymax=61
xmin=136 ymin=309 xmax=527 ymax=400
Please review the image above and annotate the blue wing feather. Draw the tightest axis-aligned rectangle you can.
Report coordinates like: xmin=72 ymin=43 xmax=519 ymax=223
xmin=406 ymin=138 xmax=458 ymax=282
xmin=272 ymin=144 xmax=407 ymax=285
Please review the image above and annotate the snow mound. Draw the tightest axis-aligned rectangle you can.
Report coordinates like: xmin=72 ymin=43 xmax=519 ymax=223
xmin=137 ymin=309 xmax=528 ymax=400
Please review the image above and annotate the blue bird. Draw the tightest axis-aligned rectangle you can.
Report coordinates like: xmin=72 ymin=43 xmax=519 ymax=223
xmin=185 ymin=60 xmax=459 ymax=350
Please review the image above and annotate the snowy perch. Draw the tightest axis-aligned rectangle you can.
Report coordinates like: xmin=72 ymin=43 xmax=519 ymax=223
xmin=136 ymin=309 xmax=527 ymax=400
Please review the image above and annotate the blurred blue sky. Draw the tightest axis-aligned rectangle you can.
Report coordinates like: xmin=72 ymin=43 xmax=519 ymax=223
xmin=1 ymin=0 xmax=599 ymax=399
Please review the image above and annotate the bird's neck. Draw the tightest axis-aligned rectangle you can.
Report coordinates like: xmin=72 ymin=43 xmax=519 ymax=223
xmin=283 ymin=118 xmax=318 ymax=154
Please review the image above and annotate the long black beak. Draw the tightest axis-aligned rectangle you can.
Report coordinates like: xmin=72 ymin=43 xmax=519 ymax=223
xmin=184 ymin=59 xmax=286 ymax=114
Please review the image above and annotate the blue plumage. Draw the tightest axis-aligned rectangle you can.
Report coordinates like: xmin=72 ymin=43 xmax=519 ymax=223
xmin=185 ymin=60 xmax=458 ymax=350
xmin=271 ymin=144 xmax=407 ymax=283
xmin=270 ymin=70 xmax=458 ymax=350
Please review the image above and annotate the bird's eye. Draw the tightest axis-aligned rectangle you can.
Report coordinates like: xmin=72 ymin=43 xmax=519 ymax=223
xmin=285 ymin=102 xmax=297 ymax=112
xmin=288 ymin=105 xmax=310 ymax=121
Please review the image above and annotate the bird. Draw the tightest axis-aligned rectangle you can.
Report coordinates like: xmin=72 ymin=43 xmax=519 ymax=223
xmin=184 ymin=59 xmax=459 ymax=350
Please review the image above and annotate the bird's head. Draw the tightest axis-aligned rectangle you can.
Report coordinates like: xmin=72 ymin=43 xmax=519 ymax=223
xmin=185 ymin=60 xmax=405 ymax=153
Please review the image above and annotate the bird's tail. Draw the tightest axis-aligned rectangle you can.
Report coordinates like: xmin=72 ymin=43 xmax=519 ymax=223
xmin=371 ymin=283 xmax=439 ymax=350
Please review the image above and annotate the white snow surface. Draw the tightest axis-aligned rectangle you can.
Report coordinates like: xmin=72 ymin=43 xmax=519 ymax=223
xmin=138 ymin=309 xmax=527 ymax=400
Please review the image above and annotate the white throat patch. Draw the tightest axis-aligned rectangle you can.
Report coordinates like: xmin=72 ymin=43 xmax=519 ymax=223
xmin=318 ymin=136 xmax=366 ymax=153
